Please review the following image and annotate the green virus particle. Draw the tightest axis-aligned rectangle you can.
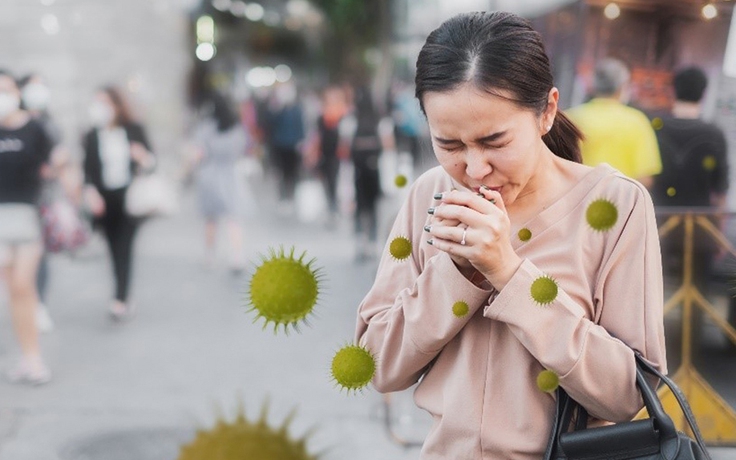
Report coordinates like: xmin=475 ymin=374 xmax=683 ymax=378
xmin=531 ymin=275 xmax=558 ymax=306
xmin=247 ymin=246 xmax=323 ymax=333
xmin=178 ymin=404 xmax=316 ymax=460
xmin=331 ymin=344 xmax=376 ymax=393
xmin=394 ymin=174 xmax=408 ymax=188
xmin=536 ymin=370 xmax=560 ymax=393
xmin=518 ymin=228 xmax=532 ymax=242
xmin=452 ymin=300 xmax=470 ymax=318
xmin=651 ymin=117 xmax=664 ymax=130
xmin=586 ymin=199 xmax=618 ymax=232
xmin=667 ymin=187 xmax=677 ymax=197
xmin=389 ymin=236 xmax=412 ymax=261
xmin=703 ymin=155 xmax=717 ymax=171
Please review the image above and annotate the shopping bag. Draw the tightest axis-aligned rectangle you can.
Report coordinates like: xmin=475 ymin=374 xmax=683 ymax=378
xmin=295 ymin=178 xmax=328 ymax=223
xmin=125 ymin=173 xmax=180 ymax=218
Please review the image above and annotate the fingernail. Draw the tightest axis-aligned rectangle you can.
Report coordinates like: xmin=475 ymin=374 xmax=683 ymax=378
xmin=427 ymin=207 xmax=435 ymax=215
xmin=480 ymin=185 xmax=490 ymax=190
xmin=424 ymin=225 xmax=431 ymax=232
xmin=433 ymin=192 xmax=443 ymax=200
xmin=427 ymin=239 xmax=434 ymax=245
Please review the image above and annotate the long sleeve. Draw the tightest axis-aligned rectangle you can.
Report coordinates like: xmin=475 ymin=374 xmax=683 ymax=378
xmin=484 ymin=183 xmax=666 ymax=422
xmin=355 ymin=172 xmax=494 ymax=392
xmin=82 ymin=130 xmax=99 ymax=188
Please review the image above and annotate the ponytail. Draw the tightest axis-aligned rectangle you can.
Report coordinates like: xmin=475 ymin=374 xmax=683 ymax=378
xmin=543 ymin=110 xmax=583 ymax=163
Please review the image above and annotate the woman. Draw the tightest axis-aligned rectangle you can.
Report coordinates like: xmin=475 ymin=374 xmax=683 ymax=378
xmin=354 ymin=12 xmax=666 ymax=459
xmin=191 ymin=93 xmax=250 ymax=272
xmin=83 ymin=86 xmax=154 ymax=320
xmin=0 ymin=69 xmax=52 ymax=384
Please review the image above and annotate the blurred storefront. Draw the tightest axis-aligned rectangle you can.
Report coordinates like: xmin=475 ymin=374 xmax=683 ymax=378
xmin=531 ymin=0 xmax=736 ymax=206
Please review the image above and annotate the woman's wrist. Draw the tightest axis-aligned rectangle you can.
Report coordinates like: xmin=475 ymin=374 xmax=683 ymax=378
xmin=484 ymin=255 xmax=523 ymax=291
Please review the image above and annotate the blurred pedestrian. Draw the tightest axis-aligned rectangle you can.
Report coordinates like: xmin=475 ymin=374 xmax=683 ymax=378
xmin=652 ymin=67 xmax=729 ymax=304
xmin=20 ymin=72 xmax=83 ymax=332
xmin=264 ymin=82 xmax=304 ymax=213
xmin=391 ymin=80 xmax=425 ymax=169
xmin=342 ymin=86 xmax=392 ymax=261
xmin=82 ymin=86 xmax=155 ymax=320
xmin=309 ymin=85 xmax=349 ymax=225
xmin=0 ymin=69 xmax=52 ymax=384
xmin=355 ymin=12 xmax=666 ymax=458
xmin=567 ymin=58 xmax=662 ymax=189
xmin=190 ymin=93 xmax=250 ymax=272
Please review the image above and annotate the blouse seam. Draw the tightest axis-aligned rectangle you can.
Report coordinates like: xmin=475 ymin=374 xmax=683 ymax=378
xmin=562 ymin=320 xmax=592 ymax=378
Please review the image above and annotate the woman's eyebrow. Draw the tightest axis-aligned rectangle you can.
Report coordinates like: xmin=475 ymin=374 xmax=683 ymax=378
xmin=476 ymin=131 xmax=507 ymax=142
xmin=433 ymin=131 xmax=507 ymax=144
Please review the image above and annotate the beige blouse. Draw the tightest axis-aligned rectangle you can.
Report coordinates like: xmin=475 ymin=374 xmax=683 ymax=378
xmin=355 ymin=163 xmax=667 ymax=459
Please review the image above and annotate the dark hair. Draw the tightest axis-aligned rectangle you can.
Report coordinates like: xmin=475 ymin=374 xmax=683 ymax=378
xmin=18 ymin=74 xmax=35 ymax=89
xmin=210 ymin=93 xmax=239 ymax=132
xmin=415 ymin=11 xmax=582 ymax=163
xmin=673 ymin=67 xmax=708 ymax=103
xmin=100 ymin=86 xmax=135 ymax=126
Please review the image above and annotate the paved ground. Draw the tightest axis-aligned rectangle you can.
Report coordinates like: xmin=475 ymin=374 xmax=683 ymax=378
xmin=1 ymin=169 xmax=735 ymax=459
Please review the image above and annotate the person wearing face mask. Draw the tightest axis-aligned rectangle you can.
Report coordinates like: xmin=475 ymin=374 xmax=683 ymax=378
xmin=19 ymin=73 xmax=82 ymax=333
xmin=82 ymin=86 xmax=154 ymax=320
xmin=0 ymin=69 xmax=53 ymax=385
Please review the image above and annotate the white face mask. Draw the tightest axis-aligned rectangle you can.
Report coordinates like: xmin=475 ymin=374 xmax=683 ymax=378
xmin=22 ymin=83 xmax=51 ymax=111
xmin=0 ymin=92 xmax=21 ymax=119
xmin=89 ymin=101 xmax=115 ymax=127
xmin=275 ymin=84 xmax=297 ymax=106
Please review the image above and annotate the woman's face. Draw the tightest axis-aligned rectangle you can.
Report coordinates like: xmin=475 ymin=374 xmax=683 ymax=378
xmin=89 ymin=91 xmax=117 ymax=127
xmin=423 ymin=84 xmax=557 ymax=207
xmin=0 ymin=74 xmax=21 ymax=120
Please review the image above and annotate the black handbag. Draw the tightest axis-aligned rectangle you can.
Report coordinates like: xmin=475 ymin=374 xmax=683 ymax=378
xmin=544 ymin=353 xmax=712 ymax=460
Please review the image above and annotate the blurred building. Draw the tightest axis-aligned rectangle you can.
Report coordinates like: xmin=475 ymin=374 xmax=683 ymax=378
xmin=0 ymin=0 xmax=195 ymax=165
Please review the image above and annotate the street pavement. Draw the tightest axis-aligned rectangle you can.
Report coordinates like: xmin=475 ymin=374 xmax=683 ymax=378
xmin=1 ymin=173 xmax=736 ymax=460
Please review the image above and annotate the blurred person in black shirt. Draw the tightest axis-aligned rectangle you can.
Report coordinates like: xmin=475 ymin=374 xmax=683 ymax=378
xmin=652 ymin=67 xmax=729 ymax=304
xmin=653 ymin=67 xmax=729 ymax=209
xmin=0 ymin=69 xmax=52 ymax=385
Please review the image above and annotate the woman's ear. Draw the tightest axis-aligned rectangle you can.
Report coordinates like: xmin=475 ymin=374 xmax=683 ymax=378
xmin=542 ymin=87 xmax=560 ymax=134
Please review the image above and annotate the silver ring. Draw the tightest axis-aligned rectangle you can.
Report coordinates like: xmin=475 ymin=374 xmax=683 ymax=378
xmin=460 ymin=227 xmax=467 ymax=246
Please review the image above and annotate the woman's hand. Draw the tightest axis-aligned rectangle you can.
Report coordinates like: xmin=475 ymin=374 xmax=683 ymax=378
xmin=83 ymin=185 xmax=106 ymax=217
xmin=426 ymin=187 xmax=522 ymax=290
xmin=130 ymin=142 xmax=155 ymax=170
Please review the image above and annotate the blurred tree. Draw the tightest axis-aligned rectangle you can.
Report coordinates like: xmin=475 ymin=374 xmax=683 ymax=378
xmin=311 ymin=0 xmax=393 ymax=90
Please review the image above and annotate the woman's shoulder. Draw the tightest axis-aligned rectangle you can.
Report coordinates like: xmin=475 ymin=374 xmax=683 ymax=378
xmin=588 ymin=163 xmax=654 ymax=211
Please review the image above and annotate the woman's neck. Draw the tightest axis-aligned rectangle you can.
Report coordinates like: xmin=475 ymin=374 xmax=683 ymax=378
xmin=0 ymin=111 xmax=29 ymax=130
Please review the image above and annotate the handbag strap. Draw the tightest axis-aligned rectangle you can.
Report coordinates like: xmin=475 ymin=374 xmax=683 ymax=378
xmin=545 ymin=353 xmax=712 ymax=460
xmin=634 ymin=353 xmax=711 ymax=459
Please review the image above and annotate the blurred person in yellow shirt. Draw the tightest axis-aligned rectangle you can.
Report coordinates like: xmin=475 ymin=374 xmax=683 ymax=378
xmin=567 ymin=58 xmax=661 ymax=189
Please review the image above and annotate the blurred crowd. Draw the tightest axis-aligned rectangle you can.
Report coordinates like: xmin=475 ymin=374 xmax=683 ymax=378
xmin=0 ymin=54 xmax=733 ymax=387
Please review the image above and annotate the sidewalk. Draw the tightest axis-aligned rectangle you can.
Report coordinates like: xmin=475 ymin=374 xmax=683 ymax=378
xmin=0 ymin=188 xmax=424 ymax=460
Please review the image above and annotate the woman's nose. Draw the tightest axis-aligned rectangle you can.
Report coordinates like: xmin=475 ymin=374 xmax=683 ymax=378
xmin=465 ymin=148 xmax=492 ymax=180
